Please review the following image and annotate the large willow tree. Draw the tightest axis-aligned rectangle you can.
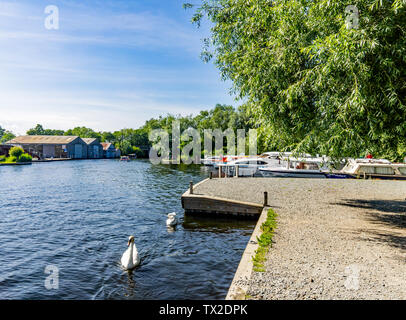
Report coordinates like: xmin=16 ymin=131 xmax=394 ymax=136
xmin=187 ymin=0 xmax=406 ymax=160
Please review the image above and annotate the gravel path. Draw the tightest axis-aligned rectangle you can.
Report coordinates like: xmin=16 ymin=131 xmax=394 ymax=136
xmin=194 ymin=178 xmax=406 ymax=300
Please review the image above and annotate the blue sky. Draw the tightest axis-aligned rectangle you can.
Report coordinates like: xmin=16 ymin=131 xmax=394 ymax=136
xmin=0 ymin=0 xmax=235 ymax=135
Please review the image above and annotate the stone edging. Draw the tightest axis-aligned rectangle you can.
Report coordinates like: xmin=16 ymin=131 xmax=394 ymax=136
xmin=226 ymin=206 xmax=270 ymax=300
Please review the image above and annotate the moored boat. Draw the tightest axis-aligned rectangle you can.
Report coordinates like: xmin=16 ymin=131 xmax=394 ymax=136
xmin=218 ymin=157 xmax=281 ymax=177
xmin=259 ymin=158 xmax=327 ymax=178
xmin=120 ymin=156 xmax=130 ymax=162
xmin=339 ymin=159 xmax=406 ymax=180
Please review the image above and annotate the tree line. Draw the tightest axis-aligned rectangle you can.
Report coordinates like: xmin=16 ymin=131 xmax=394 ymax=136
xmin=1 ymin=104 xmax=255 ymax=157
xmin=0 ymin=127 xmax=16 ymax=144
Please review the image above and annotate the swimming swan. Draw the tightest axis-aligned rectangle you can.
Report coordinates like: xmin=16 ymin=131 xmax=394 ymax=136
xmin=166 ymin=213 xmax=178 ymax=227
xmin=121 ymin=236 xmax=140 ymax=270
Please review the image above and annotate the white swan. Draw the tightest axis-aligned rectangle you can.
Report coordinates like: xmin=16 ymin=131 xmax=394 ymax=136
xmin=121 ymin=236 xmax=140 ymax=270
xmin=166 ymin=212 xmax=178 ymax=227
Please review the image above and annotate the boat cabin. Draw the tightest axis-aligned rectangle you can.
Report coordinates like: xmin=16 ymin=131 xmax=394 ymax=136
xmin=341 ymin=159 xmax=406 ymax=180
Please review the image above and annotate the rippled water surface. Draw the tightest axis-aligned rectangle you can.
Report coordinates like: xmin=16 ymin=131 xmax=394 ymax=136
xmin=0 ymin=160 xmax=255 ymax=299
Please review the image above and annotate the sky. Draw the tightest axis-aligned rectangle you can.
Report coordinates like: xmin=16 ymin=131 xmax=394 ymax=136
xmin=0 ymin=0 xmax=235 ymax=135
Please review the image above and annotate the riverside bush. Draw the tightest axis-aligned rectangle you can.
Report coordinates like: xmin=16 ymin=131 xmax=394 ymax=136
xmin=6 ymin=156 xmax=17 ymax=163
xmin=9 ymin=146 xmax=24 ymax=159
xmin=18 ymin=153 xmax=32 ymax=163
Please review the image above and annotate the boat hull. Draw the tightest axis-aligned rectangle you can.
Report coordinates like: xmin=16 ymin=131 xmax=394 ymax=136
xmin=354 ymin=174 xmax=406 ymax=180
xmin=259 ymin=169 xmax=326 ymax=179
xmin=324 ymin=173 xmax=353 ymax=179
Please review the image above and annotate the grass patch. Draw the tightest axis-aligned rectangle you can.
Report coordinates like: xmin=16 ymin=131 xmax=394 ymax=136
xmin=252 ymin=208 xmax=278 ymax=272
xmin=5 ymin=156 xmax=17 ymax=163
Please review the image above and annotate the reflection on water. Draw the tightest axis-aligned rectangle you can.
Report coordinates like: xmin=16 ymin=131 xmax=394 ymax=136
xmin=0 ymin=160 xmax=255 ymax=300
xmin=167 ymin=226 xmax=176 ymax=234
xmin=183 ymin=215 xmax=256 ymax=234
xmin=124 ymin=271 xmax=136 ymax=298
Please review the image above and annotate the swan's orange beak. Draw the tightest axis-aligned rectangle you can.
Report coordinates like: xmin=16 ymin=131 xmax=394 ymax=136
xmin=127 ymin=240 xmax=130 ymax=246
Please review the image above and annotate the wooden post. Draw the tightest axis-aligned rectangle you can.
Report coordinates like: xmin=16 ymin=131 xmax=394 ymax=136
xmin=219 ymin=166 xmax=222 ymax=179
xmin=264 ymin=191 xmax=268 ymax=206
xmin=209 ymin=171 xmax=213 ymax=179
xmin=189 ymin=181 xmax=194 ymax=194
xmin=235 ymin=165 xmax=239 ymax=178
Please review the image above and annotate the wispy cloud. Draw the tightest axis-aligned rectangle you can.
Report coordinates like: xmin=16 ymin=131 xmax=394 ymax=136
xmin=0 ymin=1 xmax=203 ymax=51
xmin=0 ymin=0 xmax=235 ymax=134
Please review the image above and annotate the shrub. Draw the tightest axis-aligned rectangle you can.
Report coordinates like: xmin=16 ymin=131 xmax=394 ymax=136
xmin=132 ymin=146 xmax=145 ymax=158
xmin=0 ymin=155 xmax=5 ymax=162
xmin=18 ymin=153 xmax=32 ymax=163
xmin=5 ymin=156 xmax=17 ymax=163
xmin=9 ymin=146 xmax=24 ymax=159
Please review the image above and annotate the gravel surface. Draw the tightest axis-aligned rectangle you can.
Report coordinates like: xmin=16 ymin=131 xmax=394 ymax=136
xmin=195 ymin=178 xmax=406 ymax=300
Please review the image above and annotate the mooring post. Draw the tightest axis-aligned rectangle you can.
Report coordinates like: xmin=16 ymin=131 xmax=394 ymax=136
xmin=219 ymin=166 xmax=222 ymax=179
xmin=235 ymin=165 xmax=239 ymax=178
xmin=209 ymin=171 xmax=213 ymax=179
xmin=189 ymin=181 xmax=194 ymax=194
xmin=264 ymin=191 xmax=268 ymax=207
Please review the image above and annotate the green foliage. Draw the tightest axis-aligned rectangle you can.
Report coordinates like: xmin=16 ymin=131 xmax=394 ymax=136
xmin=132 ymin=146 xmax=144 ymax=158
xmin=0 ymin=155 xmax=5 ymax=162
xmin=5 ymin=146 xmax=32 ymax=163
xmin=119 ymin=139 xmax=133 ymax=156
xmin=27 ymin=124 xmax=64 ymax=136
xmin=5 ymin=156 xmax=17 ymax=163
xmin=189 ymin=0 xmax=406 ymax=161
xmin=0 ymin=126 xmax=16 ymax=143
xmin=105 ymin=104 xmax=252 ymax=157
xmin=18 ymin=153 xmax=33 ymax=163
xmin=252 ymin=209 xmax=278 ymax=272
xmin=9 ymin=146 xmax=24 ymax=159
xmin=101 ymin=131 xmax=116 ymax=143
xmin=64 ymin=127 xmax=101 ymax=139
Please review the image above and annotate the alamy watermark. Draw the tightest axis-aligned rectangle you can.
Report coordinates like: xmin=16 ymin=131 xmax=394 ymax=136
xmin=44 ymin=264 xmax=59 ymax=290
xmin=149 ymin=121 xmax=257 ymax=165
xmin=344 ymin=264 xmax=360 ymax=290
xmin=44 ymin=5 xmax=59 ymax=30
xmin=345 ymin=5 xmax=359 ymax=30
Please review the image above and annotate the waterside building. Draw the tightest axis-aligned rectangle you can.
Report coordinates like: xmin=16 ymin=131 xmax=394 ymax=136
xmin=101 ymin=142 xmax=121 ymax=158
xmin=82 ymin=138 xmax=103 ymax=159
xmin=6 ymin=136 xmax=119 ymax=160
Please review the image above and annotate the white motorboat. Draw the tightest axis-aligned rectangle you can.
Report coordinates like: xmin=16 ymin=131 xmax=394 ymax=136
xmin=338 ymin=158 xmax=406 ymax=180
xmin=201 ymin=156 xmax=222 ymax=166
xmin=218 ymin=157 xmax=281 ymax=177
xmin=203 ymin=155 xmax=240 ymax=167
xmin=259 ymin=157 xmax=327 ymax=178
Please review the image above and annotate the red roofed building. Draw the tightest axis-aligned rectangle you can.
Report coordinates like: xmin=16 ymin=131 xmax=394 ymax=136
xmin=101 ymin=142 xmax=121 ymax=158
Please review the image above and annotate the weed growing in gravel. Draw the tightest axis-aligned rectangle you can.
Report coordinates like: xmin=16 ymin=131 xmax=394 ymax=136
xmin=252 ymin=209 xmax=278 ymax=272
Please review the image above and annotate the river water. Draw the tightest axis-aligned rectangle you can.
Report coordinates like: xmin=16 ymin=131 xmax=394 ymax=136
xmin=0 ymin=160 xmax=255 ymax=299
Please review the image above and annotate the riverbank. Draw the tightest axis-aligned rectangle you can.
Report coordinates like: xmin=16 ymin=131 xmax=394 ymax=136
xmin=190 ymin=178 xmax=406 ymax=300
xmin=0 ymin=162 xmax=32 ymax=166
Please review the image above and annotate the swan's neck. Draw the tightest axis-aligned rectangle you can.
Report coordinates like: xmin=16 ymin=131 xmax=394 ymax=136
xmin=128 ymin=242 xmax=134 ymax=261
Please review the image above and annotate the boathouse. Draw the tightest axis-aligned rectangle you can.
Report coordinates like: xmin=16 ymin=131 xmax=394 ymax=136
xmin=101 ymin=142 xmax=121 ymax=158
xmin=82 ymin=138 xmax=103 ymax=159
xmin=0 ymin=144 xmax=12 ymax=156
xmin=6 ymin=136 xmax=88 ymax=159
